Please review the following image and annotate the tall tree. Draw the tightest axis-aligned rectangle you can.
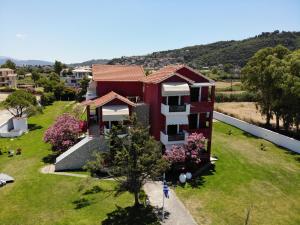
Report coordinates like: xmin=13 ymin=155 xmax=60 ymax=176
xmin=1 ymin=59 xmax=16 ymax=70
xmin=85 ymin=115 xmax=169 ymax=206
xmin=241 ymin=45 xmax=290 ymax=127
xmin=54 ymin=60 xmax=64 ymax=74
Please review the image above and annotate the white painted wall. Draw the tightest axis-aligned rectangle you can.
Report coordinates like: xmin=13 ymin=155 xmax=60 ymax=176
xmin=213 ymin=111 xmax=300 ymax=153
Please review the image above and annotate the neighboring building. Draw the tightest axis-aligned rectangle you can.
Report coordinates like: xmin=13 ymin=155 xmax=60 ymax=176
xmin=84 ymin=64 xmax=215 ymax=160
xmin=61 ymin=66 xmax=92 ymax=87
xmin=0 ymin=68 xmax=17 ymax=89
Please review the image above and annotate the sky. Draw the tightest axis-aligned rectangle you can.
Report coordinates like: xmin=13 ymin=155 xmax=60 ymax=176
xmin=1 ymin=0 xmax=300 ymax=63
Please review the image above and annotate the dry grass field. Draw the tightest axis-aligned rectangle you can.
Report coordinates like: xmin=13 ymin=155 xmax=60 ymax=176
xmin=214 ymin=102 xmax=281 ymax=126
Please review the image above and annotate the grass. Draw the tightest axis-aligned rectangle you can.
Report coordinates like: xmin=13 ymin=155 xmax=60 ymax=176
xmin=175 ymin=122 xmax=300 ymax=225
xmin=0 ymin=102 xmax=134 ymax=225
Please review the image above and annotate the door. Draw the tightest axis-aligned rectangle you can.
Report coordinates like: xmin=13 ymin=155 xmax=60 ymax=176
xmin=189 ymin=114 xmax=198 ymax=129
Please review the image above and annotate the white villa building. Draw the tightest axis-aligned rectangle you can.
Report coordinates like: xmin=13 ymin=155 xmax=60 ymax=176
xmin=61 ymin=66 xmax=92 ymax=88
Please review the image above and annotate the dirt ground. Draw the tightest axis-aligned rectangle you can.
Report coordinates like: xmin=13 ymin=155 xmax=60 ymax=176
xmin=214 ymin=102 xmax=282 ymax=126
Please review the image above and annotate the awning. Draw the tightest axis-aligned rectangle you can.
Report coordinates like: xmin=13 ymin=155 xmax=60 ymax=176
xmin=191 ymin=82 xmax=215 ymax=87
xmin=102 ymin=105 xmax=129 ymax=121
xmin=166 ymin=115 xmax=188 ymax=125
xmin=162 ymin=82 xmax=190 ymax=96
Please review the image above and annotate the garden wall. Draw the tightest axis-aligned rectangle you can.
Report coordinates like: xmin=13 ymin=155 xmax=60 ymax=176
xmin=213 ymin=111 xmax=300 ymax=153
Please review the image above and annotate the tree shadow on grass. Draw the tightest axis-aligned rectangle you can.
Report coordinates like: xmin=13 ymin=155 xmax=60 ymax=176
xmin=102 ymin=205 xmax=161 ymax=225
xmin=188 ymin=163 xmax=216 ymax=188
xmin=282 ymin=147 xmax=300 ymax=163
xmin=73 ymin=197 xmax=94 ymax=209
xmin=42 ymin=152 xmax=60 ymax=164
xmin=28 ymin=123 xmax=43 ymax=131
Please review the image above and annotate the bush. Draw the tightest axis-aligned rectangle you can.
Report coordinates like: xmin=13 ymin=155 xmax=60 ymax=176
xmin=215 ymin=92 xmax=257 ymax=102
xmin=44 ymin=114 xmax=82 ymax=152
xmin=41 ymin=92 xmax=55 ymax=106
xmin=0 ymin=87 xmax=16 ymax=93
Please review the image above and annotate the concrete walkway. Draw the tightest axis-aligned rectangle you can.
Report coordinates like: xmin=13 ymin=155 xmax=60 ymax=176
xmin=40 ymin=164 xmax=88 ymax=178
xmin=144 ymin=181 xmax=198 ymax=225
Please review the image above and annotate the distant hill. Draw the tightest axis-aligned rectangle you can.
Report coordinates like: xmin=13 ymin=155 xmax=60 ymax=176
xmin=69 ymin=59 xmax=109 ymax=67
xmin=0 ymin=56 xmax=53 ymax=66
xmin=106 ymin=31 xmax=300 ymax=69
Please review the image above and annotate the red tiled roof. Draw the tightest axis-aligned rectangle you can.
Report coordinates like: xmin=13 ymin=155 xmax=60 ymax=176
xmin=143 ymin=65 xmax=194 ymax=84
xmin=82 ymin=91 xmax=136 ymax=107
xmin=92 ymin=64 xmax=145 ymax=82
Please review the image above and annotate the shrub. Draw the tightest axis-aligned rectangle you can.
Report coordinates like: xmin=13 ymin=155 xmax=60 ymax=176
xmin=215 ymin=92 xmax=257 ymax=102
xmin=164 ymin=133 xmax=207 ymax=171
xmin=41 ymin=92 xmax=55 ymax=106
xmin=44 ymin=114 xmax=82 ymax=152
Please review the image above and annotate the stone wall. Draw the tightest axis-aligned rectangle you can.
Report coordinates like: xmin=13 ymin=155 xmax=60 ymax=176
xmin=55 ymin=136 xmax=108 ymax=171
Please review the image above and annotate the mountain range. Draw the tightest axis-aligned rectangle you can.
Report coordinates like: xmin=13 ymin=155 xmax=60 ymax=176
xmin=0 ymin=56 xmax=53 ymax=66
xmin=2 ymin=31 xmax=300 ymax=69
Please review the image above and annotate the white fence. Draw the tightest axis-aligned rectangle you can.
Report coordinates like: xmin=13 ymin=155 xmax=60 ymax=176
xmin=213 ymin=111 xmax=300 ymax=153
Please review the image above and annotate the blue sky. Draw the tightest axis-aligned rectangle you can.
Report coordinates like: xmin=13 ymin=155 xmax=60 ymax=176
xmin=1 ymin=0 xmax=299 ymax=63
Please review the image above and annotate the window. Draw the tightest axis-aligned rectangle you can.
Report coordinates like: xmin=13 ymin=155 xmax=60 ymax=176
xmin=190 ymin=87 xmax=199 ymax=102
xmin=189 ymin=114 xmax=198 ymax=129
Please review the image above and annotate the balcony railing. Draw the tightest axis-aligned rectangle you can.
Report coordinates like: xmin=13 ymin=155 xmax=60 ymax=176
xmin=169 ymin=105 xmax=186 ymax=112
xmin=161 ymin=103 xmax=190 ymax=115
xmin=168 ymin=133 xmax=185 ymax=141
xmin=160 ymin=131 xmax=188 ymax=145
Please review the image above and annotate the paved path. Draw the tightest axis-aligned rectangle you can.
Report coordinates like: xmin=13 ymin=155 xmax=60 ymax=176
xmin=40 ymin=164 xmax=88 ymax=178
xmin=144 ymin=181 xmax=198 ymax=225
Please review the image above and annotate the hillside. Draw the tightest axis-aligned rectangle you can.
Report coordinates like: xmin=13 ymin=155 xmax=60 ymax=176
xmin=68 ymin=59 xmax=109 ymax=67
xmin=107 ymin=31 xmax=300 ymax=69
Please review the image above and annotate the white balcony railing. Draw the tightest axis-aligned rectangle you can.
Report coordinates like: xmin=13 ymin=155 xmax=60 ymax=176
xmin=161 ymin=103 xmax=190 ymax=116
xmin=160 ymin=130 xmax=189 ymax=146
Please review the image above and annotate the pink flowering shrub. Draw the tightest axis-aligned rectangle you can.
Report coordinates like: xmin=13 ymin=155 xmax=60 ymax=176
xmin=44 ymin=113 xmax=82 ymax=152
xmin=164 ymin=145 xmax=186 ymax=163
xmin=164 ymin=132 xmax=207 ymax=167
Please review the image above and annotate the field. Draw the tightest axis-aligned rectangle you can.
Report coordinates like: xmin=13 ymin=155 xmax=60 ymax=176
xmin=175 ymin=122 xmax=300 ymax=225
xmin=0 ymin=102 xmax=134 ymax=225
xmin=214 ymin=102 xmax=280 ymax=126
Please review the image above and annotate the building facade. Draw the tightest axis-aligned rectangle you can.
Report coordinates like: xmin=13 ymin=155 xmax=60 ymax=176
xmin=0 ymin=68 xmax=17 ymax=89
xmin=61 ymin=66 xmax=92 ymax=87
xmin=83 ymin=64 xmax=215 ymax=161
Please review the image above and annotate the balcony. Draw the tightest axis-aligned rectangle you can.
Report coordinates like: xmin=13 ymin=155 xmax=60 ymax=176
xmin=160 ymin=131 xmax=188 ymax=146
xmin=161 ymin=103 xmax=190 ymax=116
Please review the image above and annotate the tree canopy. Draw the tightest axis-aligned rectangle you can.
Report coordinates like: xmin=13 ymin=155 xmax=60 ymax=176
xmin=1 ymin=59 xmax=16 ymax=70
xmin=242 ymin=45 xmax=300 ymax=132
xmin=4 ymin=90 xmax=41 ymax=118
xmin=85 ymin=115 xmax=169 ymax=206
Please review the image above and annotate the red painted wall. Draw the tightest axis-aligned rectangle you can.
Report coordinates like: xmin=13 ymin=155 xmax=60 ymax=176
xmin=143 ymin=83 xmax=164 ymax=140
xmin=97 ymin=81 xmax=143 ymax=99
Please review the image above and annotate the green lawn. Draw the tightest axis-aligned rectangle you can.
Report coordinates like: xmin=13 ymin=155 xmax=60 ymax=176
xmin=176 ymin=122 xmax=300 ymax=225
xmin=0 ymin=102 xmax=133 ymax=225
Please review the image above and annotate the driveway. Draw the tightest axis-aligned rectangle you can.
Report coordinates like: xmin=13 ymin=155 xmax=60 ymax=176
xmin=144 ymin=181 xmax=197 ymax=225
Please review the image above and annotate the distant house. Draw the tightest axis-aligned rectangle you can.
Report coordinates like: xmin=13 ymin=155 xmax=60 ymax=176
xmin=61 ymin=66 xmax=92 ymax=88
xmin=0 ymin=68 xmax=17 ymax=89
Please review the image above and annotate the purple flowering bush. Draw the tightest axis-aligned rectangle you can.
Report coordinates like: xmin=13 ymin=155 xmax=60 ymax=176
xmin=44 ymin=113 xmax=82 ymax=152
xmin=164 ymin=133 xmax=206 ymax=170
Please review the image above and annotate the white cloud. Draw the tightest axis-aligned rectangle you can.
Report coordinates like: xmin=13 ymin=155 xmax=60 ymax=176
xmin=16 ymin=33 xmax=27 ymax=39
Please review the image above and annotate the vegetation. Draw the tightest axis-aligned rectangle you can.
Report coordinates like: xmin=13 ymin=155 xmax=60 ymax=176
xmin=85 ymin=116 xmax=169 ymax=206
xmin=1 ymin=59 xmax=16 ymax=70
xmin=215 ymin=92 xmax=257 ymax=102
xmin=164 ymin=133 xmax=206 ymax=170
xmin=3 ymin=90 xmax=41 ymax=117
xmin=107 ymin=31 xmax=300 ymax=69
xmin=175 ymin=122 xmax=300 ymax=225
xmin=242 ymin=45 xmax=300 ymax=131
xmin=0 ymin=102 xmax=134 ymax=225
xmin=44 ymin=113 xmax=82 ymax=152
